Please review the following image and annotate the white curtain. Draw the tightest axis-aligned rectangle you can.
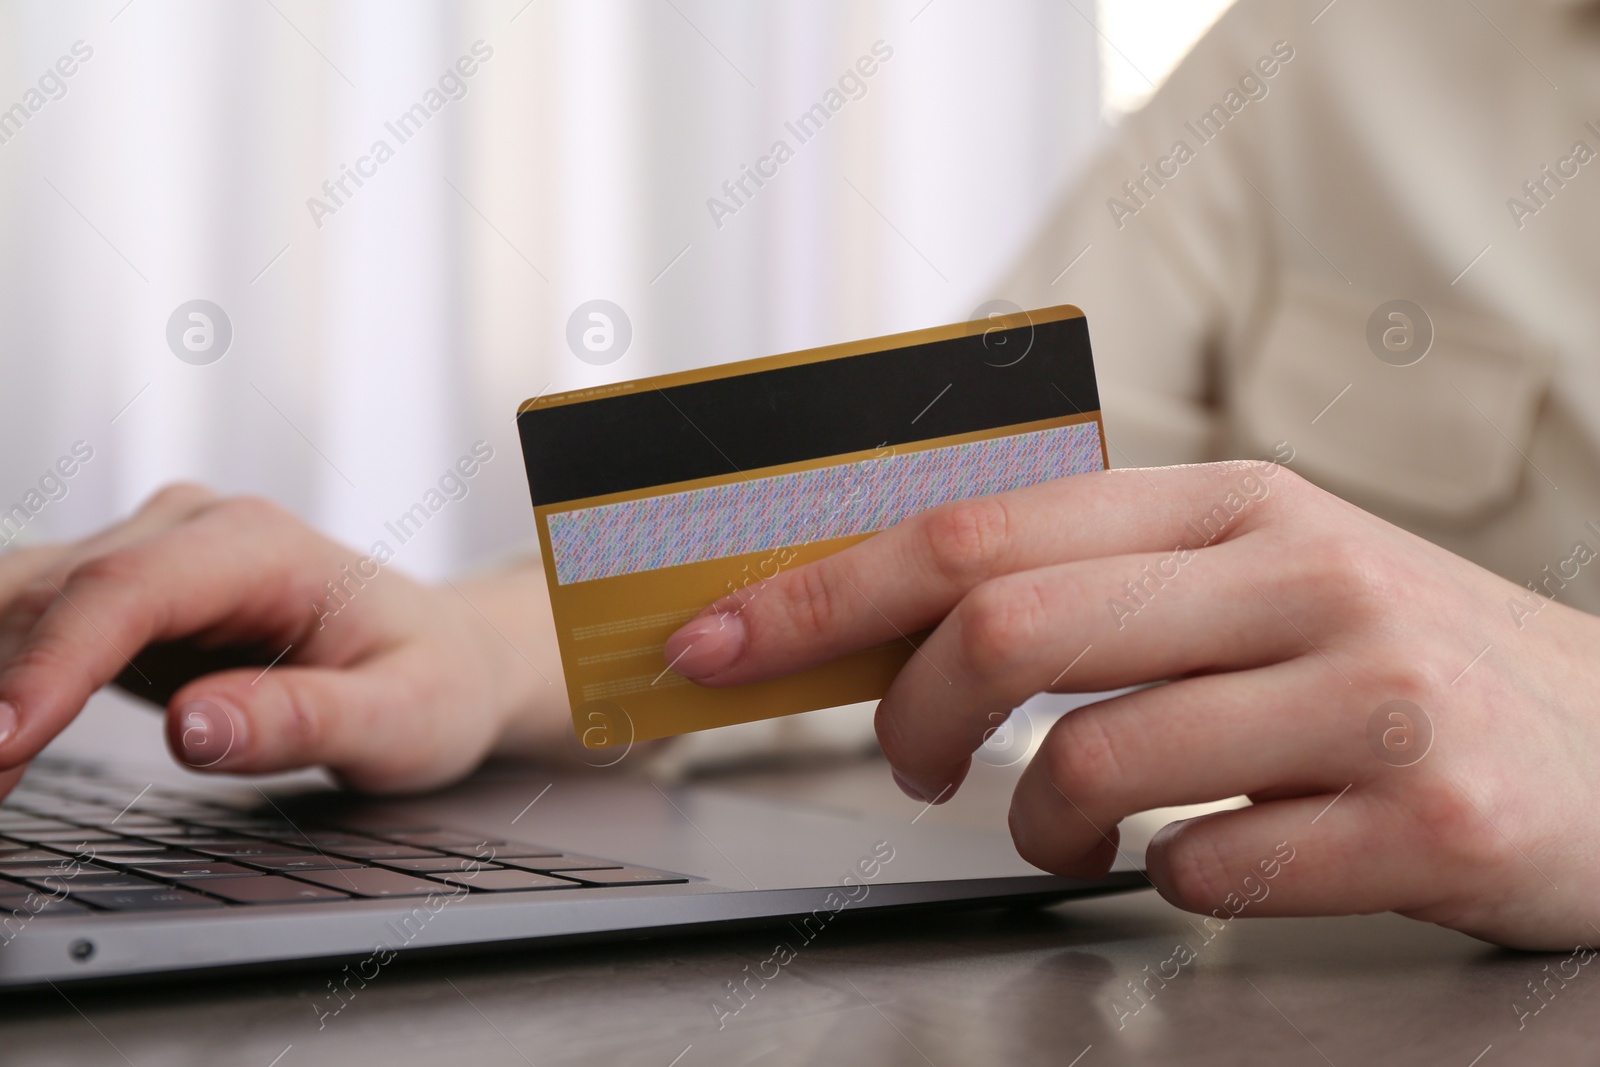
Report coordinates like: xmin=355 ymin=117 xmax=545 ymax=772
xmin=0 ymin=0 xmax=1101 ymax=581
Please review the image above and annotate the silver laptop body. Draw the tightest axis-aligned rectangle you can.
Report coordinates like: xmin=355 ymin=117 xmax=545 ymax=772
xmin=0 ymin=755 xmax=1144 ymax=989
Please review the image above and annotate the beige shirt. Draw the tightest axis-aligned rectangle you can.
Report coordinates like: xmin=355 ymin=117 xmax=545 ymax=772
xmin=1000 ymin=0 xmax=1600 ymax=613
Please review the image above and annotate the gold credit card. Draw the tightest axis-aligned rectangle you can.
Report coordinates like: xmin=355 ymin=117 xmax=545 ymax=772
xmin=517 ymin=305 xmax=1107 ymax=748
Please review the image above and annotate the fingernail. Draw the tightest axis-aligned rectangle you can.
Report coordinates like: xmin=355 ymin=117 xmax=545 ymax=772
xmin=0 ymin=702 xmax=17 ymax=748
xmin=175 ymin=699 xmax=243 ymax=769
xmin=892 ymin=768 xmax=934 ymax=803
xmin=662 ymin=613 xmax=747 ymax=680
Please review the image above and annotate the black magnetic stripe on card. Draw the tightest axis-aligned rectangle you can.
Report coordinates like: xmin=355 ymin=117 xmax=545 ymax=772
xmin=519 ymin=315 xmax=1098 ymax=507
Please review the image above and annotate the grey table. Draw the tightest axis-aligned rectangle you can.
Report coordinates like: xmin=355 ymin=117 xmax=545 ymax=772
xmin=2 ymin=745 xmax=1589 ymax=1066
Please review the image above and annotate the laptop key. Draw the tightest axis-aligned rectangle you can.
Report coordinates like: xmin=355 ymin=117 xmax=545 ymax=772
xmin=69 ymin=840 xmax=172 ymax=855
xmin=79 ymin=816 xmax=176 ymax=829
xmin=184 ymin=876 xmax=349 ymax=904
xmin=125 ymin=861 xmax=261 ymax=880
xmin=192 ymin=820 xmax=300 ymax=834
xmin=30 ymin=873 xmax=169 ymax=892
xmin=380 ymin=857 xmax=509 ymax=874
xmin=25 ymin=847 xmax=109 ymax=865
xmin=499 ymin=855 xmax=625 ymax=873
xmin=0 ymin=863 xmax=116 ymax=878
xmin=100 ymin=850 xmax=208 ymax=865
xmin=0 ymin=850 xmax=93 ymax=866
xmin=329 ymin=845 xmax=443 ymax=860
xmin=381 ymin=831 xmax=506 ymax=848
xmin=72 ymin=888 xmax=225 ymax=910
xmin=548 ymin=867 xmax=689 ymax=886
xmin=131 ymin=838 xmax=233 ymax=857
xmin=289 ymin=869 xmax=448 ymax=898
xmin=10 ymin=831 xmax=124 ymax=844
xmin=191 ymin=842 xmax=318 ymax=859
xmin=444 ymin=844 xmax=562 ymax=859
xmin=427 ymin=869 xmax=580 ymax=892
xmin=244 ymin=855 xmax=365 ymax=873
xmin=290 ymin=832 xmax=387 ymax=847
xmin=138 ymin=826 xmax=251 ymax=839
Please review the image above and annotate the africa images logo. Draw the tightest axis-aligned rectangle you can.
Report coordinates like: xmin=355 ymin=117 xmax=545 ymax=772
xmin=166 ymin=300 xmax=233 ymax=365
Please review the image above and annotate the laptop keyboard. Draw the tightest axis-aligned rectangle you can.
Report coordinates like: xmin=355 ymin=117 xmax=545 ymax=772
xmin=0 ymin=761 xmax=688 ymax=914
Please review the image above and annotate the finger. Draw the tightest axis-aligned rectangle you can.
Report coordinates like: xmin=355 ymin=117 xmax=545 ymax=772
xmin=68 ymin=482 xmax=217 ymax=546
xmin=165 ymin=657 xmax=492 ymax=793
xmin=0 ymin=549 xmax=71 ymax=664
xmin=1144 ymin=793 xmax=1407 ymax=919
xmin=875 ymin=540 xmax=1341 ymax=800
xmin=38 ymin=484 xmax=219 ymax=589
xmin=663 ymin=462 xmax=1298 ymax=685
xmin=0 ymin=545 xmax=71 ymax=603
xmin=1005 ymin=663 xmax=1362 ymax=876
xmin=0 ymin=499 xmax=334 ymax=769
xmin=0 ymin=485 xmax=219 ymax=660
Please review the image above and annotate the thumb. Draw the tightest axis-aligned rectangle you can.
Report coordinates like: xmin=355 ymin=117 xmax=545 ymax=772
xmin=165 ymin=658 xmax=487 ymax=793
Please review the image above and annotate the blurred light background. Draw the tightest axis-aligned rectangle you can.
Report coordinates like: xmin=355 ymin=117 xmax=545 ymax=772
xmin=0 ymin=0 xmax=1232 ymax=581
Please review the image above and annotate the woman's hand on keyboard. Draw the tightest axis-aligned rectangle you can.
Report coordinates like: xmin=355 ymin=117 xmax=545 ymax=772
xmin=0 ymin=484 xmax=567 ymax=794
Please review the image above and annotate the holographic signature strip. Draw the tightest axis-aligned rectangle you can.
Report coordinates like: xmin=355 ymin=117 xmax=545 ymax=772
xmin=546 ymin=421 xmax=1102 ymax=585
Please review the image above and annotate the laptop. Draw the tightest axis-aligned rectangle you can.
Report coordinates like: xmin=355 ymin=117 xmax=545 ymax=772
xmin=0 ymin=740 xmax=1144 ymax=989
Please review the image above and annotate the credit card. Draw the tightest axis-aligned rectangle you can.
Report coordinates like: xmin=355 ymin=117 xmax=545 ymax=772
xmin=517 ymin=305 xmax=1107 ymax=749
